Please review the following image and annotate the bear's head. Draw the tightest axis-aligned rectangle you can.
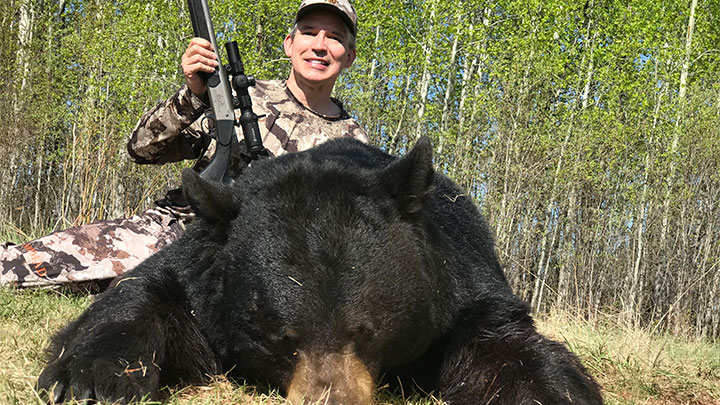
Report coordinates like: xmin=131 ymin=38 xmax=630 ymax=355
xmin=180 ymin=137 xmax=441 ymax=404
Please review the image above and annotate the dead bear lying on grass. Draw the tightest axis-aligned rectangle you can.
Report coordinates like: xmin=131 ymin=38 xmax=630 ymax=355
xmin=38 ymin=137 xmax=603 ymax=404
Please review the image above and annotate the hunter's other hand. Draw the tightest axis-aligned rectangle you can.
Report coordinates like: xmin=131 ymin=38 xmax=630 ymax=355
xmin=182 ymin=37 xmax=219 ymax=98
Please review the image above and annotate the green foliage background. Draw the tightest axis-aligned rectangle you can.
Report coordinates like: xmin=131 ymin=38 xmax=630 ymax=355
xmin=1 ymin=0 xmax=719 ymax=339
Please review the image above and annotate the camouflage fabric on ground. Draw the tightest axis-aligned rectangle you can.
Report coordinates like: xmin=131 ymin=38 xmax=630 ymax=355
xmin=0 ymin=206 xmax=188 ymax=288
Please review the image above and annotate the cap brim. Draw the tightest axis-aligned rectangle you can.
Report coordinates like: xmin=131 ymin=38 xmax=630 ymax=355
xmin=296 ymin=3 xmax=356 ymax=36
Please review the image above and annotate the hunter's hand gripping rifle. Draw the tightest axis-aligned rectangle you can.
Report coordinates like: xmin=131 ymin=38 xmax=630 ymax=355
xmin=187 ymin=0 xmax=268 ymax=184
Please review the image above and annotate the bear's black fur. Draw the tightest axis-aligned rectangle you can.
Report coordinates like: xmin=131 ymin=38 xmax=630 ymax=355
xmin=38 ymin=137 xmax=603 ymax=404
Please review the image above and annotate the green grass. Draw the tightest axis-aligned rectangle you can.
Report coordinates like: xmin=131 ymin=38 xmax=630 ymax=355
xmin=0 ymin=288 xmax=92 ymax=404
xmin=1 ymin=287 xmax=719 ymax=404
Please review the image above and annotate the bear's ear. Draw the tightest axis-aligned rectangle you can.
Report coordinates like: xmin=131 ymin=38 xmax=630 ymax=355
xmin=182 ymin=169 xmax=239 ymax=225
xmin=380 ymin=136 xmax=435 ymax=215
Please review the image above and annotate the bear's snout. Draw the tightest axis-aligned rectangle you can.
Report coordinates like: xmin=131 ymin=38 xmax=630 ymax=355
xmin=286 ymin=348 xmax=374 ymax=405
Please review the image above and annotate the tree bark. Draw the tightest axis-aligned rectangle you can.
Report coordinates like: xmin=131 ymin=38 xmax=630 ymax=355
xmin=629 ymin=77 xmax=666 ymax=325
xmin=32 ymin=142 xmax=44 ymax=230
xmin=368 ymin=25 xmax=380 ymax=83
xmin=455 ymin=8 xmax=490 ymax=187
xmin=660 ymin=0 xmax=697 ymax=247
xmin=440 ymin=10 xmax=462 ymax=139
xmin=17 ymin=0 xmax=34 ymax=95
xmin=556 ymin=186 xmax=577 ymax=309
xmin=456 ymin=23 xmax=477 ymax=140
xmin=388 ymin=75 xmax=412 ymax=155
xmin=413 ymin=0 xmax=438 ymax=141
xmin=662 ymin=0 xmax=698 ymax=333
xmin=531 ymin=1 xmax=595 ymax=313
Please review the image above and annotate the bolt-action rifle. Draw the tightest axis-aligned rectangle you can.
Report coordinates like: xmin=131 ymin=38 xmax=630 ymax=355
xmin=187 ymin=0 xmax=268 ymax=184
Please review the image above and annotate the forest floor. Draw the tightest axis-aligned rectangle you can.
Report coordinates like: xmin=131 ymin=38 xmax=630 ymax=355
xmin=1 ymin=287 xmax=719 ymax=405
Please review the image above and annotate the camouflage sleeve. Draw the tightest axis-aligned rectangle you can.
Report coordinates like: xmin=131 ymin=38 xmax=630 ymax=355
xmin=346 ymin=120 xmax=370 ymax=144
xmin=127 ymin=85 xmax=212 ymax=165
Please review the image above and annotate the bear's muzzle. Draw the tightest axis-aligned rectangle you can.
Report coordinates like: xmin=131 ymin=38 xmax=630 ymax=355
xmin=286 ymin=348 xmax=374 ymax=405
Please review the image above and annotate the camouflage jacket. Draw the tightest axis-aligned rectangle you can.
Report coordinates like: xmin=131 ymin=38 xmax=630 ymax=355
xmin=128 ymin=80 xmax=369 ymax=178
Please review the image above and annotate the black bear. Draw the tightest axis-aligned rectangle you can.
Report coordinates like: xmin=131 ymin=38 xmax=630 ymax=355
xmin=38 ymin=137 xmax=602 ymax=404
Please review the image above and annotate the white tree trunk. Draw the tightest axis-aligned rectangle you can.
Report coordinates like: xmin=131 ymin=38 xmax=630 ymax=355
xmin=661 ymin=0 xmax=697 ymax=245
xmin=440 ymin=13 xmax=462 ymax=135
xmin=630 ymin=71 xmax=667 ymax=323
xmin=413 ymin=0 xmax=438 ymax=141
xmin=389 ymin=75 xmax=413 ymax=155
xmin=17 ymin=0 xmax=35 ymax=95
xmin=368 ymin=25 xmax=380 ymax=81
xmin=456 ymin=23 xmax=476 ymax=138
xmin=532 ymin=1 xmax=595 ymax=312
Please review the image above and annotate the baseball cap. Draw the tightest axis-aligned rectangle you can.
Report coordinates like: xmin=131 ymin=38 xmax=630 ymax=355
xmin=296 ymin=0 xmax=357 ymax=36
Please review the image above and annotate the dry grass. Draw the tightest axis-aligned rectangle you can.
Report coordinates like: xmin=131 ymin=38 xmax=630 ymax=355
xmin=537 ymin=313 xmax=720 ymax=405
xmin=0 ymin=288 xmax=438 ymax=405
xmin=1 ymin=287 xmax=718 ymax=404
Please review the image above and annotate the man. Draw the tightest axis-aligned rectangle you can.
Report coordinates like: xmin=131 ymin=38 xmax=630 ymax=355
xmin=0 ymin=0 xmax=367 ymax=289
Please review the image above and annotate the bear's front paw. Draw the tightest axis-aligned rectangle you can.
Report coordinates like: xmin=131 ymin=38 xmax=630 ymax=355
xmin=37 ymin=357 xmax=90 ymax=404
xmin=37 ymin=353 xmax=160 ymax=404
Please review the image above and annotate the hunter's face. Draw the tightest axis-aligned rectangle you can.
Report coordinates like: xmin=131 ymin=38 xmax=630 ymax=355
xmin=284 ymin=10 xmax=356 ymax=87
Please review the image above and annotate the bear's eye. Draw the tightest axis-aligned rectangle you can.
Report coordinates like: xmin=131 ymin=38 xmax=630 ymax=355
xmin=348 ymin=323 xmax=375 ymax=344
xmin=284 ymin=328 xmax=300 ymax=341
xmin=281 ymin=329 xmax=301 ymax=357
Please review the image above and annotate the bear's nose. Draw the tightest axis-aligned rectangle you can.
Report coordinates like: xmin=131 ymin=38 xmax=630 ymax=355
xmin=285 ymin=348 xmax=374 ymax=405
